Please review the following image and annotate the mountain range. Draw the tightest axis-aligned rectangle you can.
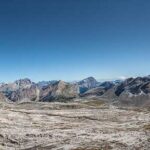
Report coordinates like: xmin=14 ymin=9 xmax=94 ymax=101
xmin=0 ymin=76 xmax=150 ymax=107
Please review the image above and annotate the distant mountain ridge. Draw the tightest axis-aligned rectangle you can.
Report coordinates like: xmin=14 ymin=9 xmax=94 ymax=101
xmin=0 ymin=76 xmax=150 ymax=107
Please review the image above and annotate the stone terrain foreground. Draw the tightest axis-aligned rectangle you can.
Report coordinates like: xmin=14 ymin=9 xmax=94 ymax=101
xmin=0 ymin=100 xmax=149 ymax=150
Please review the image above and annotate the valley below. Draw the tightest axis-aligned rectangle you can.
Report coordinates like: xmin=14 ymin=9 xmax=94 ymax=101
xmin=0 ymin=99 xmax=149 ymax=150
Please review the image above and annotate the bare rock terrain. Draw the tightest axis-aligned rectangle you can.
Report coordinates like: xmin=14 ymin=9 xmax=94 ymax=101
xmin=0 ymin=100 xmax=149 ymax=150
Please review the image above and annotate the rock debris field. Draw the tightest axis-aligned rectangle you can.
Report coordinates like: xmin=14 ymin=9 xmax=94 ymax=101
xmin=0 ymin=100 xmax=150 ymax=150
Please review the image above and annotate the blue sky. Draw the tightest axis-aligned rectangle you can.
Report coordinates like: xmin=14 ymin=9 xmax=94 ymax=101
xmin=0 ymin=0 xmax=150 ymax=82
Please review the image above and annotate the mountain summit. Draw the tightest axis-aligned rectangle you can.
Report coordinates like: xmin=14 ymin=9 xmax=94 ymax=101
xmin=78 ymin=77 xmax=98 ymax=93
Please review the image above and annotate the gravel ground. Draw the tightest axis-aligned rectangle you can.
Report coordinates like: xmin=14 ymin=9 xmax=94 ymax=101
xmin=0 ymin=101 xmax=149 ymax=150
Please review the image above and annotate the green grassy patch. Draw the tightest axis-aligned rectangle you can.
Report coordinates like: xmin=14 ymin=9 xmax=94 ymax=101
xmin=83 ymin=100 xmax=105 ymax=107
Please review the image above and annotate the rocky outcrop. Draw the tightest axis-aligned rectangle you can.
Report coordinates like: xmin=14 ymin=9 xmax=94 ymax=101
xmin=39 ymin=80 xmax=79 ymax=101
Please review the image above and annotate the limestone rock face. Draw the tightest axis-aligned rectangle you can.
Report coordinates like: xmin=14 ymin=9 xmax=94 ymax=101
xmin=7 ymin=85 xmax=39 ymax=102
xmin=0 ymin=79 xmax=38 ymax=102
xmin=39 ymin=80 xmax=79 ymax=101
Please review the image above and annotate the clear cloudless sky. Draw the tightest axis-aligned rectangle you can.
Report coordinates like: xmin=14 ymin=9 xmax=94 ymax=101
xmin=0 ymin=0 xmax=150 ymax=82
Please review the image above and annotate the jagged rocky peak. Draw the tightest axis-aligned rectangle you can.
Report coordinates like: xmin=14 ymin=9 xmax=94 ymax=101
xmin=78 ymin=77 xmax=98 ymax=88
xmin=14 ymin=78 xmax=34 ymax=89
xmin=58 ymin=80 xmax=65 ymax=85
xmin=82 ymin=76 xmax=97 ymax=83
xmin=115 ymin=76 xmax=150 ymax=96
xmin=15 ymin=78 xmax=32 ymax=86
xmin=37 ymin=80 xmax=58 ymax=87
xmin=53 ymin=80 xmax=68 ymax=91
xmin=0 ymin=79 xmax=33 ymax=94
xmin=78 ymin=76 xmax=98 ymax=94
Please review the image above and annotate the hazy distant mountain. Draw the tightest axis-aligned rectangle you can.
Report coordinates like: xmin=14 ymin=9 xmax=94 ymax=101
xmin=77 ymin=77 xmax=99 ymax=93
xmin=37 ymin=80 xmax=58 ymax=88
xmin=112 ymin=80 xmax=123 ymax=85
xmin=99 ymin=81 xmax=115 ymax=90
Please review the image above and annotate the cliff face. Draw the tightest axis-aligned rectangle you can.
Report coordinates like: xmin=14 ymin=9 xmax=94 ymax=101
xmin=39 ymin=81 xmax=79 ymax=102
xmin=6 ymin=85 xmax=40 ymax=102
